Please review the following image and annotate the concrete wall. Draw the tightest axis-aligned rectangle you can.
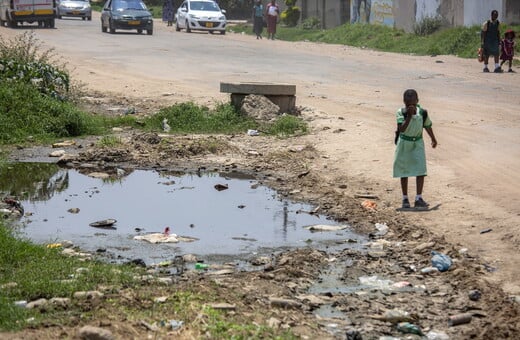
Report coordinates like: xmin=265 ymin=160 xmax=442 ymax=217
xmin=300 ymin=0 xmax=518 ymax=32
xmin=463 ymin=0 xmax=503 ymax=26
xmin=393 ymin=0 xmax=415 ymax=33
xmin=370 ymin=0 xmax=394 ymax=26
xmin=438 ymin=0 xmax=464 ymax=27
xmin=415 ymin=0 xmax=440 ymax=21
xmin=504 ymin=0 xmax=520 ymax=24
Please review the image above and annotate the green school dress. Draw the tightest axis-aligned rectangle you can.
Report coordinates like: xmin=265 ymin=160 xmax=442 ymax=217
xmin=393 ymin=105 xmax=432 ymax=178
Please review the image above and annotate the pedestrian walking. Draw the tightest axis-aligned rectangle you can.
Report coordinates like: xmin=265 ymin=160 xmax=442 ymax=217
xmin=481 ymin=10 xmax=502 ymax=73
xmin=252 ymin=0 xmax=264 ymax=39
xmin=265 ymin=0 xmax=279 ymax=40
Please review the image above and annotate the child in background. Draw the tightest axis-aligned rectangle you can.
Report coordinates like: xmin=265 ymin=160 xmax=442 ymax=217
xmin=500 ymin=29 xmax=516 ymax=73
xmin=393 ymin=89 xmax=438 ymax=209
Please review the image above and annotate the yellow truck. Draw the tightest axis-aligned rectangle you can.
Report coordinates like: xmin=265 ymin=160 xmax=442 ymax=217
xmin=0 ymin=0 xmax=56 ymax=28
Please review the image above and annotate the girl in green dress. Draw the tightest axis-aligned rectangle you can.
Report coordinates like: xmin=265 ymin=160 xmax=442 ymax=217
xmin=393 ymin=89 xmax=438 ymax=209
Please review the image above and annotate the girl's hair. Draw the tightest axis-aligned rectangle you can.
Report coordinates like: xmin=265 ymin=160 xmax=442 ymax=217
xmin=505 ymin=30 xmax=516 ymax=39
xmin=403 ymin=89 xmax=418 ymax=102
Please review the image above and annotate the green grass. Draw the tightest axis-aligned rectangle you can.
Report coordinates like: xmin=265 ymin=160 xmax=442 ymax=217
xmin=232 ymin=22 xmax=520 ymax=59
xmin=143 ymin=101 xmax=307 ymax=137
xmin=0 ymin=225 xmax=142 ymax=331
xmin=0 ymin=224 xmax=299 ymax=337
xmin=0 ymin=81 xmax=140 ymax=145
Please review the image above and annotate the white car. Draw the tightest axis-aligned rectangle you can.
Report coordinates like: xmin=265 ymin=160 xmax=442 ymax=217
xmin=57 ymin=0 xmax=92 ymax=20
xmin=175 ymin=0 xmax=226 ymax=35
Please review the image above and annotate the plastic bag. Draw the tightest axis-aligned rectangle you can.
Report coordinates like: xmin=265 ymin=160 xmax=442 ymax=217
xmin=431 ymin=251 xmax=452 ymax=272
xmin=478 ymin=47 xmax=484 ymax=63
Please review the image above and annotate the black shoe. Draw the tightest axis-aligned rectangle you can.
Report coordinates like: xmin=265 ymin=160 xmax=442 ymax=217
xmin=494 ymin=67 xmax=503 ymax=73
xmin=508 ymin=69 xmax=515 ymax=73
xmin=414 ymin=198 xmax=430 ymax=209
xmin=483 ymin=67 xmax=490 ymax=73
xmin=402 ymin=198 xmax=411 ymax=209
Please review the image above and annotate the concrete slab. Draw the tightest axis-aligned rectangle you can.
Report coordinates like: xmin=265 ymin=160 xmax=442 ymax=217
xmin=220 ymin=82 xmax=296 ymax=96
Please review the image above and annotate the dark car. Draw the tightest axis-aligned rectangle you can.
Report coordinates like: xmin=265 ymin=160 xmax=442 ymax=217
xmin=101 ymin=0 xmax=153 ymax=35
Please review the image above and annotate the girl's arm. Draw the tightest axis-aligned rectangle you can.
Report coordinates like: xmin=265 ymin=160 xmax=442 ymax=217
xmin=398 ymin=107 xmax=413 ymax=133
xmin=425 ymin=127 xmax=438 ymax=148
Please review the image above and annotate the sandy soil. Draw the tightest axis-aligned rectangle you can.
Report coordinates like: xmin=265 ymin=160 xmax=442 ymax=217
xmin=2 ymin=20 xmax=520 ymax=339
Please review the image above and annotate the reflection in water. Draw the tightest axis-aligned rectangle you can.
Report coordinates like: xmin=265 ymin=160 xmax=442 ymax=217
xmin=1 ymin=163 xmax=363 ymax=264
xmin=0 ymin=162 xmax=68 ymax=202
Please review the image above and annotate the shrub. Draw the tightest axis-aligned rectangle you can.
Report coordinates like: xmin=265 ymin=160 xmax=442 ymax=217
xmin=281 ymin=0 xmax=300 ymax=27
xmin=413 ymin=15 xmax=443 ymax=36
xmin=0 ymin=32 xmax=69 ymax=99
xmin=301 ymin=16 xmax=321 ymax=30
xmin=0 ymin=59 xmax=69 ymax=99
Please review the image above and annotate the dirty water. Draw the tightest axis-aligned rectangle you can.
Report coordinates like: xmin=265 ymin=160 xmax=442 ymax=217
xmin=1 ymin=163 xmax=366 ymax=264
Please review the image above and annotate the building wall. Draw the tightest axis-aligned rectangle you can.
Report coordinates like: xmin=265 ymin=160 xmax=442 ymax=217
xmin=370 ymin=0 xmax=394 ymax=26
xmin=503 ymin=0 xmax=519 ymax=25
xmin=300 ymin=0 xmax=517 ymax=32
xmin=438 ymin=0 xmax=464 ymax=27
xmin=393 ymin=0 xmax=415 ymax=32
xmin=463 ymin=0 xmax=503 ymax=26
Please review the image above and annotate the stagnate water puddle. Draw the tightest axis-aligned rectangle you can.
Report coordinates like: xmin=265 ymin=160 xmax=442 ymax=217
xmin=1 ymin=163 xmax=366 ymax=264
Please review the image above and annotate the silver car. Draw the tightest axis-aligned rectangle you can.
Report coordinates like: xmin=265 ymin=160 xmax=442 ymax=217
xmin=175 ymin=0 xmax=226 ymax=35
xmin=57 ymin=0 xmax=92 ymax=20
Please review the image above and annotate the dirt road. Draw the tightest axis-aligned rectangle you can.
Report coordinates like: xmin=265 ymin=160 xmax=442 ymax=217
xmin=2 ymin=14 xmax=520 ymax=331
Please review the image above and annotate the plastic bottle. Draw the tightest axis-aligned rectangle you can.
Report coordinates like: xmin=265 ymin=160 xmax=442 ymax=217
xmin=397 ymin=322 xmax=423 ymax=335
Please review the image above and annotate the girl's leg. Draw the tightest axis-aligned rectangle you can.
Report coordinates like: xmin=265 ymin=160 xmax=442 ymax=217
xmin=400 ymin=177 xmax=410 ymax=208
xmin=400 ymin=177 xmax=408 ymax=196
xmin=416 ymin=176 xmax=425 ymax=195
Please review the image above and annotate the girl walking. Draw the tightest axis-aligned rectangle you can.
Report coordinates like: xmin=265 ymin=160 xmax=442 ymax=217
xmin=500 ymin=29 xmax=516 ymax=72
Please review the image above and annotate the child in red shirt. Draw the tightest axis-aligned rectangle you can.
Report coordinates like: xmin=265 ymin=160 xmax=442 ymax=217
xmin=500 ymin=29 xmax=516 ymax=73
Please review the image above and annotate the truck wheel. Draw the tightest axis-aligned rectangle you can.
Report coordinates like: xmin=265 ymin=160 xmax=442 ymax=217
xmin=87 ymin=16 xmax=91 ymax=21
xmin=49 ymin=18 xmax=55 ymax=28
xmin=137 ymin=29 xmax=142 ymax=34
xmin=101 ymin=22 xmax=107 ymax=32
xmin=109 ymin=20 xmax=116 ymax=33
xmin=147 ymin=29 xmax=153 ymax=35
xmin=185 ymin=20 xmax=190 ymax=33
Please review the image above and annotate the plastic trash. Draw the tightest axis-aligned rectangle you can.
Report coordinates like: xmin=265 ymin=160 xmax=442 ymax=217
xmin=14 ymin=300 xmax=27 ymax=308
xmin=448 ymin=313 xmax=472 ymax=326
xmin=375 ymin=222 xmax=389 ymax=236
xmin=168 ymin=320 xmax=183 ymax=330
xmin=397 ymin=322 xmax=423 ymax=335
xmin=421 ymin=266 xmax=440 ymax=274
xmin=195 ymin=263 xmax=209 ymax=270
xmin=345 ymin=329 xmax=362 ymax=340
xmin=431 ymin=251 xmax=452 ymax=272
xmin=359 ymin=275 xmax=394 ymax=290
xmin=426 ymin=330 xmax=450 ymax=339
xmin=468 ymin=289 xmax=481 ymax=301
xmin=247 ymin=129 xmax=260 ymax=136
